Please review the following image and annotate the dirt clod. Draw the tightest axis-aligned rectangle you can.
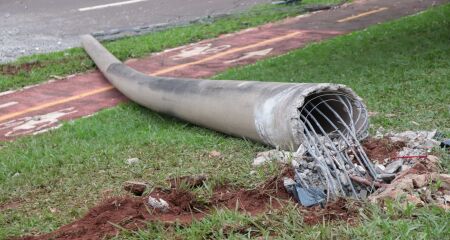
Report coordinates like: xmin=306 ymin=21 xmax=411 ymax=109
xmin=123 ymin=181 xmax=147 ymax=196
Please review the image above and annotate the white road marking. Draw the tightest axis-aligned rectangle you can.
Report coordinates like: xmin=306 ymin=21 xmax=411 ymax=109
xmin=224 ymin=48 xmax=273 ymax=64
xmin=0 ymin=101 xmax=18 ymax=109
xmin=172 ymin=43 xmax=231 ymax=60
xmin=0 ymin=90 xmax=16 ymax=97
xmin=0 ymin=107 xmax=77 ymax=137
xmin=78 ymin=0 xmax=147 ymax=12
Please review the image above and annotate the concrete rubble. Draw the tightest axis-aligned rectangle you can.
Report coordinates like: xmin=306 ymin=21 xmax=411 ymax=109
xmin=125 ymin=157 xmax=140 ymax=165
xmin=370 ymin=170 xmax=450 ymax=210
xmin=254 ymin=130 xmax=449 ymax=209
xmin=379 ymin=129 xmax=440 ymax=156
xmin=252 ymin=150 xmax=294 ymax=166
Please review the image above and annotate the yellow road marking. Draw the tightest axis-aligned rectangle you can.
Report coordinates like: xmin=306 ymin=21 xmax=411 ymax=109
xmin=1 ymin=31 xmax=301 ymax=123
xmin=151 ymin=31 xmax=301 ymax=76
xmin=0 ymin=86 xmax=114 ymax=123
xmin=337 ymin=7 xmax=388 ymax=23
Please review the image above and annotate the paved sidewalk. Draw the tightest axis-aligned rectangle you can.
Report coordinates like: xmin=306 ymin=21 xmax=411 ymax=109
xmin=0 ymin=0 xmax=446 ymax=141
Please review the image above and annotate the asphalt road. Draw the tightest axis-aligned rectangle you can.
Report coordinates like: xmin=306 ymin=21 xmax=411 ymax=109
xmin=0 ymin=0 xmax=269 ymax=63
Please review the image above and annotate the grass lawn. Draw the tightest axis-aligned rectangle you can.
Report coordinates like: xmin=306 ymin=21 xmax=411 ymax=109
xmin=0 ymin=0 xmax=343 ymax=92
xmin=1 ymin=2 xmax=449 ymax=240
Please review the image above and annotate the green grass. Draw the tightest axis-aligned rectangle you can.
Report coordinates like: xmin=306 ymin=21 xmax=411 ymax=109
xmin=0 ymin=0 xmax=343 ymax=92
xmin=1 ymin=2 xmax=449 ymax=240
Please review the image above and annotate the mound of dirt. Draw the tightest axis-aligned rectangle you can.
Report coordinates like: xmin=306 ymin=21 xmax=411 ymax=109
xmin=18 ymin=197 xmax=147 ymax=240
xmin=17 ymin=189 xmax=205 ymax=240
xmin=149 ymin=188 xmax=205 ymax=214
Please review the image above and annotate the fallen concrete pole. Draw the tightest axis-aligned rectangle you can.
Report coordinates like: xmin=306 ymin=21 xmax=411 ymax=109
xmin=81 ymin=35 xmax=368 ymax=150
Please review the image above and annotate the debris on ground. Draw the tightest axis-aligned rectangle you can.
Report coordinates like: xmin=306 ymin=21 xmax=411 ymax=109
xmin=380 ymin=130 xmax=439 ymax=156
xmin=255 ymin=130 xmax=447 ymax=209
xmin=284 ymin=176 xmax=326 ymax=207
xmin=148 ymin=196 xmax=170 ymax=212
xmin=370 ymin=169 xmax=450 ymax=210
xmin=250 ymin=95 xmax=446 ymax=209
xmin=441 ymin=139 xmax=450 ymax=150
xmin=123 ymin=181 xmax=148 ymax=196
xmin=125 ymin=157 xmax=140 ymax=165
xmin=252 ymin=149 xmax=295 ymax=166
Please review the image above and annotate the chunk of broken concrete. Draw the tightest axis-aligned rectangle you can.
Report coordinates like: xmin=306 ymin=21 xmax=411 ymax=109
xmin=148 ymin=196 xmax=169 ymax=212
xmin=384 ymin=159 xmax=403 ymax=174
xmin=444 ymin=195 xmax=450 ymax=203
xmin=412 ymin=175 xmax=429 ymax=189
xmin=123 ymin=181 xmax=148 ymax=196
xmin=359 ymin=189 xmax=368 ymax=199
xmin=375 ymin=164 xmax=386 ymax=174
xmin=291 ymin=159 xmax=300 ymax=168
xmin=370 ymin=173 xmax=450 ymax=209
xmin=252 ymin=156 xmax=269 ymax=166
xmin=378 ymin=173 xmax=396 ymax=182
xmin=296 ymin=144 xmax=307 ymax=156
xmin=126 ymin=158 xmax=140 ymax=165
xmin=339 ymin=172 xmax=350 ymax=186
xmin=252 ymin=150 xmax=293 ymax=166
xmin=355 ymin=164 xmax=367 ymax=175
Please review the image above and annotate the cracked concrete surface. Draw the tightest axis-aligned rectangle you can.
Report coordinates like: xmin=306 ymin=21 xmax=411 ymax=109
xmin=0 ymin=0 xmax=269 ymax=63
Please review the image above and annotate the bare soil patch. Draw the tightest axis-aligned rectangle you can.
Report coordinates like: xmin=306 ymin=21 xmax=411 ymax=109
xmin=16 ymin=189 xmax=205 ymax=240
xmin=363 ymin=137 xmax=406 ymax=163
xmin=211 ymin=169 xmax=292 ymax=215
